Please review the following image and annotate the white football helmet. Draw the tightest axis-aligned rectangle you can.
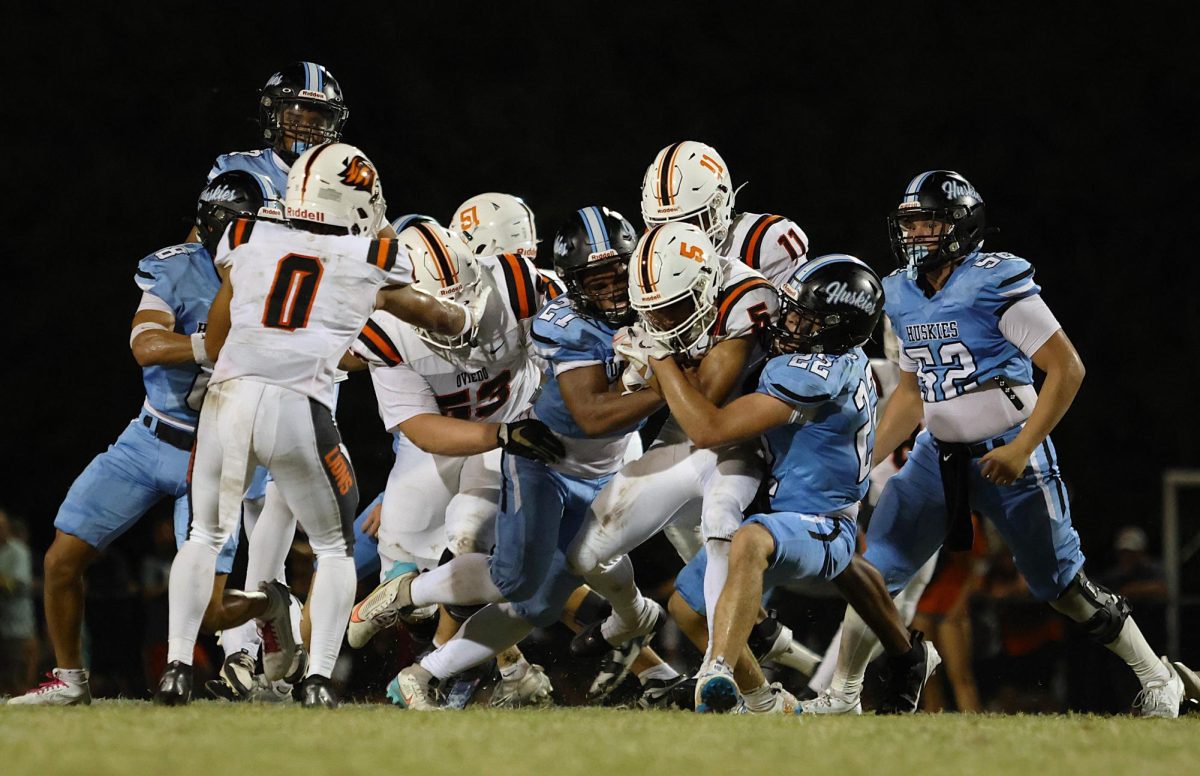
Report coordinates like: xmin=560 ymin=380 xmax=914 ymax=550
xmin=285 ymin=142 xmax=386 ymax=236
xmin=629 ymin=222 xmax=722 ymax=353
xmin=399 ymin=221 xmax=484 ymax=350
xmin=450 ymin=193 xmax=538 ymax=258
xmin=640 ymin=141 xmax=736 ymax=243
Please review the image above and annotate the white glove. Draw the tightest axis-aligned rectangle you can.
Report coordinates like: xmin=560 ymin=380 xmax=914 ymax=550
xmin=621 ymin=362 xmax=650 ymax=395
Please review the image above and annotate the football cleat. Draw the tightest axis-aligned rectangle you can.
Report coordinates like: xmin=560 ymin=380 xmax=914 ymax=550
xmin=386 ymin=666 xmax=443 ymax=711
xmin=347 ymin=563 xmax=419 ymax=649
xmin=572 ymin=599 xmax=666 ymax=658
xmin=6 ymin=669 xmax=92 ymax=706
xmin=258 ymin=580 xmax=298 ymax=682
xmin=220 ymin=650 xmax=257 ymax=697
xmin=443 ymin=661 xmax=493 ymax=710
xmin=695 ymin=659 xmax=739 ymax=714
xmin=796 ymin=688 xmax=863 ymax=715
xmin=755 ymin=619 xmax=822 ymax=677
xmin=1171 ymin=660 xmax=1200 ymax=705
xmin=491 ymin=664 xmax=553 ymax=709
xmin=1134 ymin=658 xmax=1184 ymax=719
xmin=153 ymin=661 xmax=193 ymax=706
xmin=876 ymin=630 xmax=941 ymax=715
xmin=637 ymin=675 xmax=695 ymax=711
xmin=300 ymin=675 xmax=338 ymax=709
xmin=739 ymin=683 xmax=799 ymax=715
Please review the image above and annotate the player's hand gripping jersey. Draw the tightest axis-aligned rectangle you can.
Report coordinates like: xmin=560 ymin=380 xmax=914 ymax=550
xmin=352 ymin=252 xmax=545 ymax=429
xmin=212 ymin=218 xmax=412 ymax=408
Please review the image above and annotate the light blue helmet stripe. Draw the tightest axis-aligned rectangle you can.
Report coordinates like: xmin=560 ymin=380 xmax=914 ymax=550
xmin=578 ymin=207 xmax=610 ymax=252
xmin=303 ymin=61 xmax=319 ymax=92
xmin=903 ymin=170 xmax=935 ymax=203
xmin=790 ymin=253 xmax=870 ymax=285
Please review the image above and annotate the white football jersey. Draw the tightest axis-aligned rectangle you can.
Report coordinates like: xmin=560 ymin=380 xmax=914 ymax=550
xmin=353 ymin=253 xmax=546 ymax=431
xmin=718 ymin=211 xmax=810 ymax=288
xmin=212 ymin=219 xmax=413 ymax=409
xmin=680 ymin=257 xmax=778 ymax=365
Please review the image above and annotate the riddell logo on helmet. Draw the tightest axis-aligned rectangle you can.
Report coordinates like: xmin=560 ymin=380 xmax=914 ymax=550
xmin=297 ymin=89 xmax=329 ymax=101
xmin=823 ymin=281 xmax=875 ymax=313
xmin=941 ymin=179 xmax=979 ymax=200
xmin=286 ymin=205 xmax=325 ymax=222
xmin=588 ymin=249 xmax=618 ymax=263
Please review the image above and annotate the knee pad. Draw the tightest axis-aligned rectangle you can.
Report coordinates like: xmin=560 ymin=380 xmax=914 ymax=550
xmin=747 ymin=610 xmax=783 ymax=661
xmin=573 ymin=589 xmax=612 ymax=626
xmin=1059 ymin=572 xmax=1131 ymax=644
xmin=445 ymin=602 xmax=485 ymax=623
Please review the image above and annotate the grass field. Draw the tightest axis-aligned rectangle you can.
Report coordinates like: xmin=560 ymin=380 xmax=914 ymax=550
xmin=2 ymin=703 xmax=1197 ymax=776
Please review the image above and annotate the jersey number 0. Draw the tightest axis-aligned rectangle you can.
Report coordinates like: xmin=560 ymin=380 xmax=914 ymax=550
xmin=263 ymin=254 xmax=324 ymax=331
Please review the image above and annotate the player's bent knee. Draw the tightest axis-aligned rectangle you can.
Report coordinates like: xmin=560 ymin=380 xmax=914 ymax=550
xmin=731 ymin=524 xmax=773 ymax=565
xmin=44 ymin=534 xmax=97 ymax=581
xmin=1053 ymin=571 xmax=1131 ymax=644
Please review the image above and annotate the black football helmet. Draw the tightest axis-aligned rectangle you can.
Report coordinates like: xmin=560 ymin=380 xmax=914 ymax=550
xmin=195 ymin=171 xmax=279 ymax=256
xmin=553 ymin=206 xmax=639 ymax=326
xmin=887 ymin=170 xmax=987 ymax=278
xmin=259 ymin=62 xmax=349 ymax=164
xmin=770 ymin=254 xmax=884 ymax=356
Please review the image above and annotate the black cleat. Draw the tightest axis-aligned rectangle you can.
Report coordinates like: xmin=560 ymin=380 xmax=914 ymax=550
xmin=300 ymin=675 xmax=338 ymax=708
xmin=153 ymin=661 xmax=193 ymax=706
xmin=569 ymin=619 xmax=610 ymax=659
xmin=637 ymin=674 xmax=692 ymax=710
xmin=876 ymin=630 xmax=942 ymax=715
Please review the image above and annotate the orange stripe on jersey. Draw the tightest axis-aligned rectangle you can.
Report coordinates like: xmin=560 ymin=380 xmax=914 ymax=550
xmin=741 ymin=215 xmax=784 ymax=270
xmin=714 ymin=277 xmax=774 ymax=335
xmin=369 ymin=237 xmax=397 ymax=271
xmin=500 ymin=253 xmax=535 ymax=319
xmin=413 ymin=223 xmax=458 ymax=288
xmin=358 ymin=320 xmax=403 ymax=366
xmin=227 ymin=217 xmax=255 ymax=249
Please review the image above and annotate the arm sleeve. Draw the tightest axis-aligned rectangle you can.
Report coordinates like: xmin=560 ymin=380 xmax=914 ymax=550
xmin=532 ymin=311 xmax=607 ymax=376
xmin=137 ymin=291 xmax=175 ymax=316
xmin=998 ymin=294 xmax=1061 ymax=357
xmin=370 ymin=363 xmax=440 ymax=431
xmin=135 ymin=254 xmax=177 ymax=307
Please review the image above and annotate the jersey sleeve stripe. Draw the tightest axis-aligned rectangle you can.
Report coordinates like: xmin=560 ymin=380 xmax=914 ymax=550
xmin=531 ymin=331 xmax=558 ymax=346
xmin=499 ymin=253 xmax=537 ymax=319
xmin=369 ymin=238 xmax=398 ymax=271
xmin=228 ymin=217 xmax=255 ymax=249
xmin=770 ymin=383 xmax=830 ymax=404
xmin=357 ymin=320 xmax=403 ymax=366
xmin=538 ymin=271 xmax=564 ymax=300
xmin=997 ymin=266 xmax=1035 ymax=288
xmin=714 ymin=277 xmax=775 ymax=335
xmin=741 ymin=215 xmax=784 ymax=269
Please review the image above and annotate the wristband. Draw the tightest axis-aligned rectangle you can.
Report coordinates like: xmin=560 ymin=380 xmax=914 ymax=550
xmin=191 ymin=332 xmax=211 ymax=365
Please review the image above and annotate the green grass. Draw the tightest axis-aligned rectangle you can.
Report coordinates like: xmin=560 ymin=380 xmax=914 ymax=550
xmin=2 ymin=703 xmax=1197 ymax=776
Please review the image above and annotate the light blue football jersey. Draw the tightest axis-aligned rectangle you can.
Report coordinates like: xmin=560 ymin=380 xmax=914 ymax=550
xmin=530 ymin=297 xmax=640 ymax=440
xmin=757 ymin=347 xmax=877 ymax=514
xmin=207 ymin=148 xmax=290 ymax=194
xmin=134 ymin=243 xmax=222 ymax=425
xmin=884 ymin=250 xmax=1040 ymax=403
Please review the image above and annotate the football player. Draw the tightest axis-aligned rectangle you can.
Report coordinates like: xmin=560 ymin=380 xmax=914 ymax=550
xmin=804 ymin=171 xmax=1185 ymax=718
xmin=153 ymin=143 xmax=486 ymax=708
xmin=344 ymin=222 xmax=563 ymax=707
xmin=353 ymin=207 xmax=670 ymax=709
xmin=8 ymin=172 xmax=278 ymax=706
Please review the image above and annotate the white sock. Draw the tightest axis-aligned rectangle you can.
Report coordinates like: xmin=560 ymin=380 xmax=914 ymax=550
xmin=410 ymin=554 xmax=503 ymax=607
xmin=1105 ymin=618 xmax=1170 ymax=686
xmin=830 ymin=605 xmax=879 ymax=700
xmin=809 ymin=626 xmax=841 ymax=693
xmin=167 ymin=541 xmax=219 ymax=665
xmin=638 ymin=663 xmax=680 ymax=684
xmin=743 ymin=682 xmax=774 ymax=712
xmin=306 ymin=556 xmax=356 ymax=678
xmin=289 ymin=594 xmax=304 ymax=645
xmin=219 ymin=620 xmax=261 ymax=660
xmin=702 ymin=540 xmax=731 ymax=646
xmin=420 ymin=603 xmax=532 ymax=680
xmin=56 ymin=668 xmax=88 ymax=684
xmin=584 ymin=555 xmax=650 ymax=645
xmin=498 ymin=657 xmax=530 ymax=680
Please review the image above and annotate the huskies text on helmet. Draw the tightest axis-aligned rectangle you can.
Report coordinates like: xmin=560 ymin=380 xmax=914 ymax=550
xmin=887 ymin=170 xmax=987 ymax=279
xmin=195 ymin=171 xmax=282 ymax=256
xmin=771 ymin=254 xmax=884 ymax=356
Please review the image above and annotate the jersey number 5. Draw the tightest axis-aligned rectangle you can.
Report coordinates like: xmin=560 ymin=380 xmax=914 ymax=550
xmin=263 ymin=254 xmax=324 ymax=331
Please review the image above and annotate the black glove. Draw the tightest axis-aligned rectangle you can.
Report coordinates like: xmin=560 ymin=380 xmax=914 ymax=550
xmin=497 ymin=419 xmax=565 ymax=464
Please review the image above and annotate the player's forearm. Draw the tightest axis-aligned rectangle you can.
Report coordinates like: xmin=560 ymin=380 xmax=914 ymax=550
xmin=572 ymin=387 xmax=664 ymax=437
xmin=131 ymin=330 xmax=198 ymax=367
xmin=398 ymin=414 xmax=500 ymax=456
xmin=652 ymin=357 xmax=731 ymax=448
xmin=1008 ymin=362 xmax=1083 ymax=458
xmin=377 ymin=286 xmax=467 ymax=337
xmin=872 ymin=388 xmax=924 ymax=467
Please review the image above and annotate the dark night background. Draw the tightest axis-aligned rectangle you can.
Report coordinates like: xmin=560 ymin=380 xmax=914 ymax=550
xmin=2 ymin=4 xmax=1198 ymax=649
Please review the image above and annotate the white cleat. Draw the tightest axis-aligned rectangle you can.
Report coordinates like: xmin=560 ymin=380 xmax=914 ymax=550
xmin=739 ymin=683 xmax=799 ymax=715
xmin=797 ymin=687 xmax=863 ymax=715
xmin=1171 ymin=660 xmax=1200 ymax=704
xmin=257 ymin=580 xmax=298 ymax=682
xmin=1135 ymin=657 xmax=1184 ymax=719
xmin=695 ymin=659 xmax=740 ymax=713
xmin=5 ymin=669 xmax=92 ymax=706
xmin=347 ymin=563 xmax=419 ymax=649
xmin=491 ymin=664 xmax=554 ymax=708
xmin=386 ymin=665 xmax=443 ymax=711
xmin=761 ymin=623 xmax=822 ymax=677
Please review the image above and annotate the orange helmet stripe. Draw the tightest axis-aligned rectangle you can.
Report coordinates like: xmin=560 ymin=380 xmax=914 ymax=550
xmin=413 ymin=223 xmax=458 ymax=288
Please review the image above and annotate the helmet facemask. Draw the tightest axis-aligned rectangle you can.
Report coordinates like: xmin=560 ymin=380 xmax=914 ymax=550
xmin=769 ymin=296 xmax=840 ymax=356
xmin=644 ymin=184 xmax=734 ymax=244
xmin=565 ymin=256 xmax=635 ymax=327
xmin=265 ymin=99 xmax=346 ymax=163
xmin=637 ymin=271 xmax=718 ymax=353
xmin=414 ymin=274 xmax=487 ymax=354
xmin=888 ymin=203 xmax=984 ymax=280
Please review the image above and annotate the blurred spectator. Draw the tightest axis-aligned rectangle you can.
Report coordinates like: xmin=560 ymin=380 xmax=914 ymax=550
xmin=0 ymin=509 xmax=38 ymax=695
xmin=913 ymin=514 xmax=986 ymax=712
xmin=139 ymin=517 xmax=176 ymax=685
xmin=1100 ymin=526 xmax=1167 ymax=603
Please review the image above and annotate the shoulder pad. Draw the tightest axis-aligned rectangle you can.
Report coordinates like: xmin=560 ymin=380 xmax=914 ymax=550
xmin=713 ymin=272 xmax=776 ymax=337
xmin=758 ymin=353 xmax=838 ymax=406
xmin=971 ymin=252 xmax=1038 ymax=315
xmin=226 ymin=217 xmax=257 ymax=251
xmin=136 ymin=243 xmax=204 ymax=292
xmin=493 ymin=253 xmax=540 ymax=320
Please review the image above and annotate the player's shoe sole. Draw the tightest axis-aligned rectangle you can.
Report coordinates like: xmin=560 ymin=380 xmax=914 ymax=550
xmin=696 ymin=673 xmax=740 ymax=714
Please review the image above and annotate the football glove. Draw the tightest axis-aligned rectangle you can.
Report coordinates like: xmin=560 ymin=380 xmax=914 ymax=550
xmin=497 ymin=419 xmax=565 ymax=464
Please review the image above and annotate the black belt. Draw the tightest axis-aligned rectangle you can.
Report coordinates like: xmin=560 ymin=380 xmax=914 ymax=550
xmin=933 ymin=436 xmax=1006 ymax=551
xmin=939 ymin=436 xmax=1007 ymax=459
xmin=142 ymin=414 xmax=195 ymax=451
